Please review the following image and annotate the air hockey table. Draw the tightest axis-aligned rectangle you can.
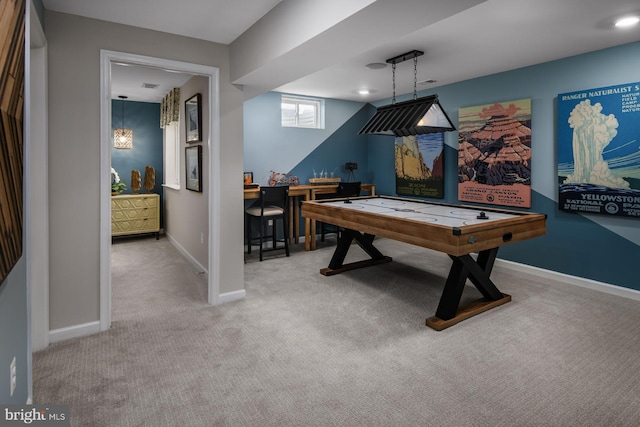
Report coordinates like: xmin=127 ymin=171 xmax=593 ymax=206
xmin=301 ymin=196 xmax=547 ymax=330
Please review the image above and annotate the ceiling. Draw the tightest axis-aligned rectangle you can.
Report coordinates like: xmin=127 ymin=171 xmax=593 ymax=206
xmin=42 ymin=0 xmax=640 ymax=103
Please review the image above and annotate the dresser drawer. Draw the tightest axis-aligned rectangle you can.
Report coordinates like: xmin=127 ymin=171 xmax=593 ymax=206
xmin=111 ymin=206 xmax=158 ymax=221
xmin=112 ymin=217 xmax=159 ymax=234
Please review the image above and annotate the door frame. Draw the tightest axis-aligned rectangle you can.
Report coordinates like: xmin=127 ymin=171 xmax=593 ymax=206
xmin=99 ymin=50 xmax=221 ymax=331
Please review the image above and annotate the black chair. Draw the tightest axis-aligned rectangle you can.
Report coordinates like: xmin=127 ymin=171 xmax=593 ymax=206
xmin=320 ymin=181 xmax=361 ymax=242
xmin=245 ymin=186 xmax=290 ymax=261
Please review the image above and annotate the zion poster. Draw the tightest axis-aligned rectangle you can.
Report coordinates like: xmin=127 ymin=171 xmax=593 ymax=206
xmin=458 ymin=99 xmax=532 ymax=208
xmin=395 ymin=133 xmax=444 ymax=199
xmin=558 ymin=82 xmax=640 ymax=218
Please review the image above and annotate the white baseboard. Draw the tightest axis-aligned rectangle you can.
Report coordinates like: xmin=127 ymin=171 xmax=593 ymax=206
xmin=495 ymin=258 xmax=640 ymax=302
xmin=165 ymin=232 xmax=208 ymax=274
xmin=49 ymin=321 xmax=101 ymax=343
xmin=166 ymin=233 xmax=246 ymax=305
xmin=219 ymin=289 xmax=246 ymax=304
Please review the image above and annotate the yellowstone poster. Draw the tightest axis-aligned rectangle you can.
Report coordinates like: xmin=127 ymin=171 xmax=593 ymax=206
xmin=395 ymin=133 xmax=444 ymax=199
xmin=558 ymin=82 xmax=640 ymax=218
xmin=457 ymin=99 xmax=532 ymax=208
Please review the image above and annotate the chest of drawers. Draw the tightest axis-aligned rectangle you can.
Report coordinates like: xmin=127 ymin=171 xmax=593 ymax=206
xmin=111 ymin=194 xmax=160 ymax=239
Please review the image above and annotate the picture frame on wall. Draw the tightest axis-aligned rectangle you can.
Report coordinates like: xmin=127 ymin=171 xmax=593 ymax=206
xmin=185 ymin=145 xmax=202 ymax=192
xmin=1 ymin=0 xmax=25 ymax=285
xmin=185 ymin=93 xmax=202 ymax=143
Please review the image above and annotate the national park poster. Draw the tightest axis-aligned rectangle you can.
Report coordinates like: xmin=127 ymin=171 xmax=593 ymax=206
xmin=395 ymin=133 xmax=444 ymax=199
xmin=558 ymin=82 xmax=640 ymax=218
xmin=458 ymin=99 xmax=532 ymax=208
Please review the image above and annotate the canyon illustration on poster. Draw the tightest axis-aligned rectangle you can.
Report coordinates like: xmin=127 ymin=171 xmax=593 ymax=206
xmin=558 ymin=82 xmax=640 ymax=218
xmin=457 ymin=99 xmax=532 ymax=208
xmin=395 ymin=133 xmax=444 ymax=199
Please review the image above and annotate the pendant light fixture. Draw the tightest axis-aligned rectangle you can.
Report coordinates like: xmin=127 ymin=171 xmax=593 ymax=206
xmin=359 ymin=50 xmax=456 ymax=137
xmin=114 ymin=95 xmax=133 ymax=149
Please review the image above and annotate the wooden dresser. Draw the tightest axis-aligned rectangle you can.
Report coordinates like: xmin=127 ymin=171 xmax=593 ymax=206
xmin=111 ymin=194 xmax=160 ymax=239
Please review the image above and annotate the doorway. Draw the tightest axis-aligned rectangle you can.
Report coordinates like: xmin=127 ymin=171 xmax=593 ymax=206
xmin=99 ymin=50 xmax=222 ymax=331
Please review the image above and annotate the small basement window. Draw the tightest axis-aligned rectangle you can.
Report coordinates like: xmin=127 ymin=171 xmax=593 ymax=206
xmin=281 ymin=95 xmax=324 ymax=129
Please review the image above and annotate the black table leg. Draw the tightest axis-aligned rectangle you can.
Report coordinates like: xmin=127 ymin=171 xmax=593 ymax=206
xmin=427 ymin=248 xmax=511 ymax=330
xmin=321 ymin=228 xmax=392 ymax=276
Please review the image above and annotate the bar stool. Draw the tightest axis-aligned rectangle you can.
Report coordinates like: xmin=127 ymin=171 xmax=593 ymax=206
xmin=245 ymin=186 xmax=290 ymax=261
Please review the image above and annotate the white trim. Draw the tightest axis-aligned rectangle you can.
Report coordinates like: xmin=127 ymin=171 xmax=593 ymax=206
xmin=100 ymin=50 xmax=222 ymax=334
xmin=49 ymin=321 xmax=101 ymax=343
xmin=495 ymin=258 xmax=640 ymax=302
xmin=28 ymin=22 xmax=48 ymax=353
xmin=219 ymin=289 xmax=246 ymax=304
xmin=165 ymin=232 xmax=208 ymax=274
xmin=26 ymin=1 xmax=49 ymax=405
xmin=99 ymin=51 xmax=113 ymax=332
xmin=208 ymin=68 xmax=222 ymax=306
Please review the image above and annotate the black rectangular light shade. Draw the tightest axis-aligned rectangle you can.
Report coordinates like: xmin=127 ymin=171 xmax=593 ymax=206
xmin=358 ymin=94 xmax=456 ymax=137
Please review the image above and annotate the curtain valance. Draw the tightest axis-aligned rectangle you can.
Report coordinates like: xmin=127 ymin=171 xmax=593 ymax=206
xmin=160 ymin=88 xmax=180 ymax=128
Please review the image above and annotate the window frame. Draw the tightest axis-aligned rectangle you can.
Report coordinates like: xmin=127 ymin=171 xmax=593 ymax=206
xmin=281 ymin=95 xmax=324 ymax=129
xmin=163 ymin=120 xmax=181 ymax=189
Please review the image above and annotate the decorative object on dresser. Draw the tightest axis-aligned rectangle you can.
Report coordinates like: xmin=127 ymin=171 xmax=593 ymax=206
xmin=143 ymin=165 xmax=155 ymax=192
xmin=131 ymin=170 xmax=141 ymax=193
xmin=111 ymin=167 xmax=127 ymax=195
xmin=111 ymin=194 xmax=160 ymax=239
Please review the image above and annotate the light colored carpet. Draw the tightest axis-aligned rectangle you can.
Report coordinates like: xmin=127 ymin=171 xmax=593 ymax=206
xmin=33 ymin=236 xmax=640 ymax=426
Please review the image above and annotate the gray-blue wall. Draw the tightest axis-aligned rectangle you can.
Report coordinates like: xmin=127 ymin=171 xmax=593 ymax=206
xmin=0 ymin=258 xmax=28 ymax=403
xmin=0 ymin=0 xmax=30 ymax=405
xmin=245 ymin=41 xmax=640 ymax=292
xmin=111 ymin=100 xmax=164 ymax=226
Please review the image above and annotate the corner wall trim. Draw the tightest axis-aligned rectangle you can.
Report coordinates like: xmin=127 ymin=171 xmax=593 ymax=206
xmin=49 ymin=321 xmax=101 ymax=343
xmin=495 ymin=259 xmax=640 ymax=302
xmin=165 ymin=232 xmax=208 ymax=275
xmin=219 ymin=289 xmax=246 ymax=304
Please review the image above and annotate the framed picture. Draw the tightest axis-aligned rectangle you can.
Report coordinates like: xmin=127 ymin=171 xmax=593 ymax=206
xmin=185 ymin=93 xmax=202 ymax=143
xmin=0 ymin=0 xmax=24 ymax=285
xmin=185 ymin=145 xmax=202 ymax=192
xmin=243 ymin=171 xmax=253 ymax=185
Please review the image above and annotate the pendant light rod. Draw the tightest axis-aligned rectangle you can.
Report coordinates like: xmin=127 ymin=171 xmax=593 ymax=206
xmin=385 ymin=50 xmax=423 ymax=65
xmin=118 ymin=95 xmax=128 ymax=128
xmin=386 ymin=50 xmax=424 ymax=104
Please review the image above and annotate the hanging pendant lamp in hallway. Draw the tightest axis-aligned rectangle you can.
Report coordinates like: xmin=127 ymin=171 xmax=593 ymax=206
xmin=114 ymin=95 xmax=133 ymax=149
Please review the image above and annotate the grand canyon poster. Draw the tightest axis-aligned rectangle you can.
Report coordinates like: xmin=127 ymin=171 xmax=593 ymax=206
xmin=458 ymin=99 xmax=532 ymax=208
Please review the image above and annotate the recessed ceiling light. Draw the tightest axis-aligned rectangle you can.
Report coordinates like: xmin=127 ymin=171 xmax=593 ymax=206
xmin=358 ymin=89 xmax=370 ymax=95
xmin=418 ymin=79 xmax=437 ymax=85
xmin=365 ymin=62 xmax=387 ymax=70
xmin=615 ymin=16 xmax=640 ymax=28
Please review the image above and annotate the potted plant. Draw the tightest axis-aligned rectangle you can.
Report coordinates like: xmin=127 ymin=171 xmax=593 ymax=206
xmin=111 ymin=167 xmax=127 ymax=195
